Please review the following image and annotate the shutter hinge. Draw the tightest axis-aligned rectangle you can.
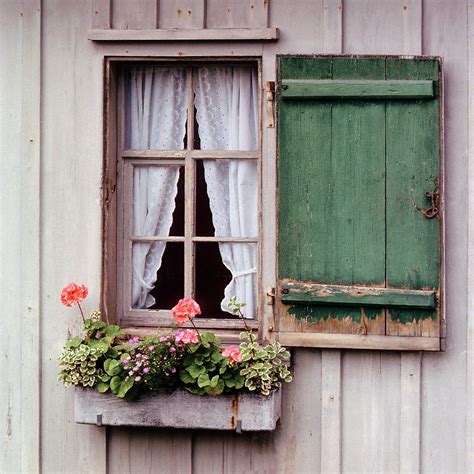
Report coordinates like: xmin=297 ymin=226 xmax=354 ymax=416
xmin=266 ymin=287 xmax=275 ymax=306
xmin=266 ymin=81 xmax=275 ymax=128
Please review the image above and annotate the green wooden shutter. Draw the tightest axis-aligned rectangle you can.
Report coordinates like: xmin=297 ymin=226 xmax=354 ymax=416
xmin=276 ymin=56 xmax=443 ymax=351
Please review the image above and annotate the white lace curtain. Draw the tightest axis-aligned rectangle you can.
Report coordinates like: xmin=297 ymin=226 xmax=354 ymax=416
xmin=128 ymin=64 xmax=258 ymax=318
xmin=194 ymin=66 xmax=258 ymax=318
xmin=128 ymin=67 xmax=188 ymax=309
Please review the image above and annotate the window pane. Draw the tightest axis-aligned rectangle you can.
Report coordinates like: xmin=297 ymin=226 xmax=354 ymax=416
xmin=196 ymin=159 xmax=258 ymax=238
xmin=195 ymin=242 xmax=257 ymax=319
xmin=133 ymin=165 xmax=183 ymax=237
xmin=193 ymin=65 xmax=258 ymax=151
xmin=194 ymin=243 xmax=233 ymax=318
xmin=132 ymin=242 xmax=184 ymax=310
xmin=124 ymin=66 xmax=188 ymax=150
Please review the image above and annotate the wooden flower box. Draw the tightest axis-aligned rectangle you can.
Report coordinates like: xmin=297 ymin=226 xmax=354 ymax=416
xmin=75 ymin=387 xmax=282 ymax=432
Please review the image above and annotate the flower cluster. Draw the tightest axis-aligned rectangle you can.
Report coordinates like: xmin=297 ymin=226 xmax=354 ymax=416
xmin=222 ymin=345 xmax=242 ymax=364
xmin=59 ymin=285 xmax=292 ymax=398
xmin=60 ymin=283 xmax=88 ymax=307
xmin=171 ymin=298 xmax=201 ymax=326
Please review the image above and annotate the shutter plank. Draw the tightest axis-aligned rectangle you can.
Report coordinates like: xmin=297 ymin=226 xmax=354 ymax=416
xmin=281 ymin=282 xmax=436 ymax=309
xmin=281 ymin=79 xmax=434 ymax=100
xmin=385 ymin=58 xmax=441 ymax=337
xmin=278 ymin=57 xmax=386 ymax=335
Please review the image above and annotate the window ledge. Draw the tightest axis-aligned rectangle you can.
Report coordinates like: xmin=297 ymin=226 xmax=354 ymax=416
xmin=88 ymin=28 xmax=279 ymax=42
xmin=75 ymin=387 xmax=281 ymax=431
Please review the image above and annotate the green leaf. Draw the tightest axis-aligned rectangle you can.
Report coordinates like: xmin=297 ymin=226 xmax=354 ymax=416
xmin=96 ymin=382 xmax=109 ymax=393
xmin=179 ymin=369 xmax=195 ymax=384
xmin=105 ymin=325 xmax=121 ymax=338
xmin=104 ymin=359 xmax=121 ymax=376
xmin=187 ymin=364 xmax=204 ymax=379
xmin=209 ymin=375 xmax=220 ymax=388
xmin=87 ymin=339 xmax=109 ymax=353
xmin=65 ymin=337 xmax=81 ymax=349
xmin=106 ymin=348 xmax=119 ymax=358
xmin=116 ymin=378 xmax=134 ymax=398
xmin=205 ymin=379 xmax=224 ymax=396
xmin=99 ymin=373 xmax=110 ymax=383
xmin=109 ymin=376 xmax=122 ymax=394
xmin=197 ymin=373 xmax=210 ymax=388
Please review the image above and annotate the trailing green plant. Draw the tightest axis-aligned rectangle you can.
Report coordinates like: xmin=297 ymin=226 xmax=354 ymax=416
xmin=179 ymin=332 xmax=244 ymax=396
xmin=58 ymin=343 xmax=104 ymax=387
xmin=228 ymin=296 xmax=293 ymax=396
xmin=239 ymin=332 xmax=292 ymax=396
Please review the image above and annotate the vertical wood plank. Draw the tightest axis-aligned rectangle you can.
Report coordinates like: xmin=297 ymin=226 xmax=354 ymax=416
xmin=422 ymin=1 xmax=468 ymax=472
xmin=0 ymin=1 xmax=41 ymax=472
xmin=92 ymin=0 xmax=111 ymax=28
xmin=206 ymin=0 xmax=268 ymax=29
xmin=468 ymin=3 xmax=474 ymax=471
xmin=400 ymin=352 xmax=421 ymax=473
xmin=321 ymin=351 xmax=342 ymax=473
xmin=271 ymin=349 xmax=322 ymax=473
xmin=112 ymin=0 xmax=158 ymax=29
xmin=343 ymin=0 xmax=419 ymax=54
xmin=342 ymin=352 xmax=401 ymax=473
xmin=158 ymin=0 xmax=205 ymax=30
xmin=40 ymin=0 xmax=106 ymax=471
xmin=322 ymin=0 xmax=343 ymax=53
xmin=20 ymin=1 xmax=42 ymax=471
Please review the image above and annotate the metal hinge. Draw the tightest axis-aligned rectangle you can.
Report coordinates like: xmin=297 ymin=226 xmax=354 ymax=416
xmin=266 ymin=81 xmax=275 ymax=128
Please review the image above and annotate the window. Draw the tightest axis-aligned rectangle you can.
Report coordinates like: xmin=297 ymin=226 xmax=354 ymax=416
xmin=103 ymin=59 xmax=261 ymax=334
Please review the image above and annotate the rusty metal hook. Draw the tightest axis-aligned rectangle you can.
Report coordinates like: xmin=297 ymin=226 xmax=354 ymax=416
xmin=413 ymin=178 xmax=440 ymax=219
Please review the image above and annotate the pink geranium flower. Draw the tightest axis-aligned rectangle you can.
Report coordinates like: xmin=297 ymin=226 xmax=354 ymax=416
xmin=222 ymin=345 xmax=242 ymax=364
xmin=175 ymin=329 xmax=199 ymax=345
xmin=171 ymin=298 xmax=201 ymax=326
xmin=60 ymin=283 xmax=88 ymax=307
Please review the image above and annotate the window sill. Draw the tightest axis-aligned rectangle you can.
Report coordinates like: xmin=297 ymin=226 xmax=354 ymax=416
xmin=88 ymin=28 xmax=279 ymax=42
xmin=75 ymin=387 xmax=281 ymax=431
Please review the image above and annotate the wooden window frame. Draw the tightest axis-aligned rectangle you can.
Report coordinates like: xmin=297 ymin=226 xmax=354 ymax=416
xmin=102 ymin=57 xmax=263 ymax=341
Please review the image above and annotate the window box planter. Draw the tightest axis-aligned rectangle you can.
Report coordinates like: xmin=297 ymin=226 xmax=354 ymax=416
xmin=75 ymin=387 xmax=282 ymax=432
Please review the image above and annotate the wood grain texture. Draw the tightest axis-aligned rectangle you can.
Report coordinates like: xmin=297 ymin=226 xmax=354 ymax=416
xmin=88 ymin=27 xmax=279 ymax=40
xmin=281 ymin=79 xmax=434 ymax=99
xmin=343 ymin=0 xmax=422 ymax=54
xmin=91 ymin=0 xmax=111 ymax=28
xmin=468 ymin=2 xmax=474 ymax=471
xmin=421 ymin=1 xmax=469 ymax=472
xmin=0 ymin=1 xmax=41 ymax=472
xmin=206 ymin=0 xmax=268 ymax=29
xmin=400 ymin=352 xmax=421 ymax=473
xmin=320 ymin=351 xmax=342 ymax=473
xmin=158 ymin=0 xmax=205 ymax=29
xmin=112 ymin=0 xmax=158 ymax=29
xmin=40 ymin=0 xmax=106 ymax=472
xmin=342 ymin=351 xmax=401 ymax=473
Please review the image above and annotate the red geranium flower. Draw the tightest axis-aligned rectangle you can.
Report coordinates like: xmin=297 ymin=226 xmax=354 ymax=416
xmin=60 ymin=283 xmax=88 ymax=307
xmin=171 ymin=297 xmax=201 ymax=326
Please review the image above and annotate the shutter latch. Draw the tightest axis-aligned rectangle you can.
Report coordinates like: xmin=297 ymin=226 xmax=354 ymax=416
xmin=413 ymin=177 xmax=440 ymax=219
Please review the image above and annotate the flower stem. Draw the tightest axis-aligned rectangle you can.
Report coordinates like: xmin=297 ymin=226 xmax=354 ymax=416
xmin=188 ymin=317 xmax=201 ymax=338
xmin=77 ymin=302 xmax=86 ymax=324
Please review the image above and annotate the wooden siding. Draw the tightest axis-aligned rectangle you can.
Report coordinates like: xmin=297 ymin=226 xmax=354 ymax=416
xmin=0 ymin=1 xmax=472 ymax=474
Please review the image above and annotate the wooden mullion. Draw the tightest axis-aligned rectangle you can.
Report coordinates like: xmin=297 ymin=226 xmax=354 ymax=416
xmin=122 ymin=149 xmax=259 ymax=159
xmin=184 ymin=68 xmax=195 ymax=298
xmin=132 ymin=236 xmax=185 ymax=243
xmin=191 ymin=150 xmax=260 ymax=159
xmin=117 ymin=71 xmax=127 ymax=323
xmin=122 ymin=149 xmax=187 ymax=159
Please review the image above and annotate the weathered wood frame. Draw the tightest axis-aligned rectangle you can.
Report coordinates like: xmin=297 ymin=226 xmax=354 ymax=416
xmin=274 ymin=54 xmax=445 ymax=352
xmin=102 ymin=57 xmax=263 ymax=340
